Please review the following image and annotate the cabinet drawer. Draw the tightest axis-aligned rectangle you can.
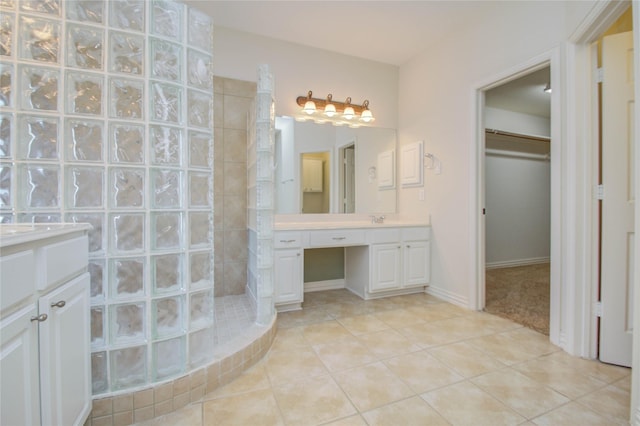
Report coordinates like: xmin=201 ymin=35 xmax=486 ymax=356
xmin=274 ymin=232 xmax=303 ymax=248
xmin=370 ymin=228 xmax=401 ymax=244
xmin=308 ymin=229 xmax=366 ymax=247
xmin=0 ymin=250 xmax=35 ymax=312
xmin=401 ymin=227 xmax=430 ymax=241
xmin=38 ymin=236 xmax=88 ymax=290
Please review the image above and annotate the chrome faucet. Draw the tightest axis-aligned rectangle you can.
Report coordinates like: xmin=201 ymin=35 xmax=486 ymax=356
xmin=370 ymin=215 xmax=385 ymax=224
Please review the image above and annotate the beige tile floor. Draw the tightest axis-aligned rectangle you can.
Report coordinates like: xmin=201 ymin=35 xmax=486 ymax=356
xmin=140 ymin=290 xmax=631 ymax=426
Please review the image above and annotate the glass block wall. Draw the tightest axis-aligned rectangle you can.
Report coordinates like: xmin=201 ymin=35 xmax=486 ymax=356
xmin=0 ymin=0 xmax=215 ymax=395
xmin=247 ymin=65 xmax=275 ymax=325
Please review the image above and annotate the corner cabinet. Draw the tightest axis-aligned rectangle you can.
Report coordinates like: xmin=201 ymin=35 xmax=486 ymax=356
xmin=0 ymin=225 xmax=91 ymax=426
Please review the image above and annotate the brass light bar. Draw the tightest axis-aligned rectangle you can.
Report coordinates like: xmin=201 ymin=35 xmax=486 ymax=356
xmin=296 ymin=91 xmax=371 ymax=114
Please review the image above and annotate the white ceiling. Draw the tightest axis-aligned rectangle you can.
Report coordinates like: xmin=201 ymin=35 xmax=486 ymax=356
xmin=185 ymin=0 xmax=551 ymax=119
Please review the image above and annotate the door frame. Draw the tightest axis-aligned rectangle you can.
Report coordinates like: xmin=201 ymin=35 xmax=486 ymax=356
xmin=472 ymin=51 xmax=562 ymax=346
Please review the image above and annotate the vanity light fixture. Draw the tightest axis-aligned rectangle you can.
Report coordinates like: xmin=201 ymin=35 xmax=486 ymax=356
xmin=323 ymin=94 xmax=337 ymax=117
xmin=295 ymin=91 xmax=375 ymax=126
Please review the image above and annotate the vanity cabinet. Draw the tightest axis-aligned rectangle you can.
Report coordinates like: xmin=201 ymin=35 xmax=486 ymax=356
xmin=0 ymin=225 xmax=91 ymax=426
xmin=369 ymin=227 xmax=431 ymax=294
xmin=274 ymin=232 xmax=304 ymax=311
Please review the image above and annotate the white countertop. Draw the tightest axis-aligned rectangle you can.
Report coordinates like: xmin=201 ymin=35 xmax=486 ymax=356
xmin=0 ymin=223 xmax=92 ymax=248
xmin=274 ymin=221 xmax=430 ymax=231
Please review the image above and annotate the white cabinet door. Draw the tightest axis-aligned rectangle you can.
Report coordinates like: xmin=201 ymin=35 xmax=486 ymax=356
xmin=370 ymin=244 xmax=401 ymax=292
xmin=302 ymin=158 xmax=323 ymax=192
xmin=404 ymin=241 xmax=430 ymax=287
xmin=38 ymin=273 xmax=91 ymax=426
xmin=274 ymin=249 xmax=303 ymax=304
xmin=1 ymin=304 xmax=41 ymax=426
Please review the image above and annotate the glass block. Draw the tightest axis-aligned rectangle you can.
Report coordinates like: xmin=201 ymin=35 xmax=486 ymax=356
xmin=256 ymin=209 xmax=273 ymax=238
xmin=256 ymin=122 xmax=272 ymax=150
xmin=19 ymin=16 xmax=60 ymax=63
xmin=88 ymin=259 xmax=105 ymax=299
xmin=110 ymin=122 xmax=144 ymax=164
xmin=19 ymin=0 xmax=60 ymax=15
xmin=153 ymin=296 xmax=184 ymax=338
xmin=19 ymin=65 xmax=58 ymax=111
xmin=187 ymin=50 xmax=211 ymax=90
xmin=109 ymin=31 xmax=144 ymax=75
xmin=91 ymin=306 xmax=104 ymax=347
xmin=66 ymin=24 xmax=103 ymax=70
xmin=190 ymin=290 xmax=213 ymax=329
xmin=110 ymin=0 xmax=145 ymax=32
xmin=91 ymin=351 xmax=108 ymax=394
xmin=151 ymin=169 xmax=182 ymax=208
xmin=110 ymin=345 xmax=147 ymax=390
xmin=189 ymin=171 xmax=211 ymax=208
xmin=66 ymin=0 xmax=104 ymax=23
xmin=17 ymin=115 xmax=58 ymax=160
xmin=187 ymin=7 xmax=212 ymax=52
xmin=110 ymin=257 xmax=144 ymax=299
xmin=110 ymin=168 xmax=144 ymax=208
xmin=150 ymin=39 xmax=181 ymax=82
xmin=19 ymin=164 xmax=59 ymax=208
xmin=152 ymin=212 xmax=181 ymax=250
xmin=152 ymin=253 xmax=182 ymax=295
xmin=67 ymin=213 xmax=104 ymax=253
xmin=0 ymin=114 xmax=12 ymax=158
xmin=150 ymin=82 xmax=181 ymax=124
xmin=0 ymin=213 xmax=12 ymax=223
xmin=153 ymin=336 xmax=185 ymax=380
xmin=66 ymin=71 xmax=103 ymax=115
xmin=65 ymin=118 xmax=103 ymax=161
xmin=256 ymin=151 xmax=273 ymax=181
xmin=109 ymin=77 xmax=143 ymax=119
xmin=66 ymin=166 xmax=103 ymax=208
xmin=189 ymin=212 xmax=211 ymax=247
xmin=256 ymin=181 xmax=273 ymax=209
xmin=190 ymin=251 xmax=212 ymax=289
xmin=0 ymin=63 xmax=12 ymax=107
xmin=188 ymin=131 xmax=210 ymax=168
xmin=0 ymin=0 xmax=13 ymax=8
xmin=0 ymin=165 xmax=10 ymax=208
xmin=187 ymin=90 xmax=211 ymax=129
xmin=257 ymin=64 xmax=274 ymax=93
xmin=18 ymin=212 xmax=60 ymax=223
xmin=151 ymin=1 xmax=183 ymax=41
xmin=0 ymin=12 xmax=12 ymax=57
xmin=189 ymin=328 xmax=213 ymax=367
xmin=110 ymin=213 xmax=144 ymax=253
xmin=150 ymin=125 xmax=181 ymax=166
xmin=110 ymin=303 xmax=145 ymax=344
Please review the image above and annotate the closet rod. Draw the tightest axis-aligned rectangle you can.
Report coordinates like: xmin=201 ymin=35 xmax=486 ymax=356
xmin=485 ymin=128 xmax=550 ymax=143
xmin=485 ymin=148 xmax=550 ymax=161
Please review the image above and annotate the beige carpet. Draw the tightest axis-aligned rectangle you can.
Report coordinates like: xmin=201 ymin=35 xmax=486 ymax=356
xmin=484 ymin=263 xmax=550 ymax=335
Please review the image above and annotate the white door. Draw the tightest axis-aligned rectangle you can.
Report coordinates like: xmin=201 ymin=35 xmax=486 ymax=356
xmin=370 ymin=244 xmax=401 ymax=292
xmin=274 ymin=249 xmax=303 ymax=304
xmin=344 ymin=146 xmax=355 ymax=213
xmin=38 ymin=273 xmax=91 ymax=426
xmin=404 ymin=241 xmax=430 ymax=287
xmin=0 ymin=304 xmax=41 ymax=426
xmin=600 ymin=31 xmax=634 ymax=367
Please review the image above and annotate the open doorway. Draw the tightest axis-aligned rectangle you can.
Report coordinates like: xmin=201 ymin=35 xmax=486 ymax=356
xmin=478 ymin=66 xmax=554 ymax=336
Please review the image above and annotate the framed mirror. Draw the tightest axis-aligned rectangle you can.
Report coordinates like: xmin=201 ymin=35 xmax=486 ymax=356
xmin=275 ymin=117 xmax=397 ymax=215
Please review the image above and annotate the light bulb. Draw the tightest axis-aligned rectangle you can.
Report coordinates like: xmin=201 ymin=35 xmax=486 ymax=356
xmin=360 ymin=109 xmax=375 ymax=123
xmin=343 ymin=106 xmax=355 ymax=120
xmin=324 ymin=103 xmax=337 ymax=117
xmin=303 ymin=100 xmax=316 ymax=114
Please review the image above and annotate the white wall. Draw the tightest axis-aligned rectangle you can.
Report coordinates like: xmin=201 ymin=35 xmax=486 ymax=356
xmin=397 ymin=1 xmax=596 ymax=306
xmin=213 ymin=27 xmax=399 ymax=129
xmin=485 ymin=107 xmax=551 ymax=138
xmin=485 ymin=153 xmax=551 ymax=266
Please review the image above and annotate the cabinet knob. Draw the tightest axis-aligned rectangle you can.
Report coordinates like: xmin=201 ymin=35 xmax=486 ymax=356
xmin=30 ymin=313 xmax=48 ymax=322
xmin=51 ymin=300 xmax=66 ymax=308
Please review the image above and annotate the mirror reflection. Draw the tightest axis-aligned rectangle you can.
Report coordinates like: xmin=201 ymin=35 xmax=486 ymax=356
xmin=275 ymin=117 xmax=397 ymax=214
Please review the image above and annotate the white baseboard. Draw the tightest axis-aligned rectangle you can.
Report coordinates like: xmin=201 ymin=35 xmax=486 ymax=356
xmin=485 ymin=257 xmax=550 ymax=270
xmin=304 ymin=279 xmax=345 ymax=293
xmin=426 ymin=285 xmax=469 ymax=309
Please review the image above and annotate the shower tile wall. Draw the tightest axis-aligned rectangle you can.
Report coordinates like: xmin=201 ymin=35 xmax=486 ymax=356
xmin=0 ymin=0 xmax=216 ymax=396
xmin=212 ymin=76 xmax=256 ymax=297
